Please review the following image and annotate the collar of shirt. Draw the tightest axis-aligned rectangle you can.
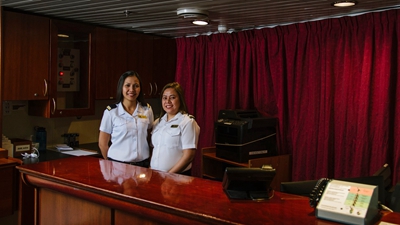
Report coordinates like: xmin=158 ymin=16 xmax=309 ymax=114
xmin=117 ymin=102 xmax=142 ymax=117
xmin=161 ymin=112 xmax=183 ymax=123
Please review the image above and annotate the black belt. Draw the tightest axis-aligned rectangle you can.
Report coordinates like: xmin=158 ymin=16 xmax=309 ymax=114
xmin=179 ymin=169 xmax=192 ymax=176
xmin=108 ymin=157 xmax=150 ymax=168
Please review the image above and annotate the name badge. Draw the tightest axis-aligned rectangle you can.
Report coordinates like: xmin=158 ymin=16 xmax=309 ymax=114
xmin=171 ymin=125 xmax=178 ymax=128
xmin=138 ymin=115 xmax=147 ymax=119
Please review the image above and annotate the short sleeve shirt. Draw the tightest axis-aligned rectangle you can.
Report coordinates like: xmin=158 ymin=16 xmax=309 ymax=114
xmin=99 ymin=102 xmax=154 ymax=162
xmin=150 ymin=112 xmax=200 ymax=172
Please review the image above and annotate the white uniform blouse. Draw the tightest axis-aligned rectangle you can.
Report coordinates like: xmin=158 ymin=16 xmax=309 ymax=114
xmin=99 ymin=102 xmax=154 ymax=162
xmin=150 ymin=112 xmax=200 ymax=172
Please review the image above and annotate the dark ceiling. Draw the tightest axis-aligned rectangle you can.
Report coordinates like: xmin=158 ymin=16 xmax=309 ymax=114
xmin=2 ymin=0 xmax=400 ymax=38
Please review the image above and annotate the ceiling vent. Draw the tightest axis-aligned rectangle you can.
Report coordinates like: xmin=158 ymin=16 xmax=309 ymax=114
xmin=177 ymin=8 xmax=209 ymax=20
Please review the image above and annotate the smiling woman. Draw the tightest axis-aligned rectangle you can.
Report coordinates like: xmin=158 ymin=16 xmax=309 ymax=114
xmin=98 ymin=71 xmax=154 ymax=168
xmin=150 ymin=82 xmax=200 ymax=175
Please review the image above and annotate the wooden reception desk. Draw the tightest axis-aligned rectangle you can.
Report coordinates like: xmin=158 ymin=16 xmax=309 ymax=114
xmin=17 ymin=156 xmax=400 ymax=225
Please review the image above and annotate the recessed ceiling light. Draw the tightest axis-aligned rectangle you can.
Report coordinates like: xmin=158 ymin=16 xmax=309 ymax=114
xmin=332 ymin=1 xmax=357 ymax=7
xmin=58 ymin=34 xmax=69 ymax=38
xmin=192 ymin=20 xmax=209 ymax=26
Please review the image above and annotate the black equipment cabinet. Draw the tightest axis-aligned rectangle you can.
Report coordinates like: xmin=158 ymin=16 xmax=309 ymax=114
xmin=215 ymin=110 xmax=278 ymax=163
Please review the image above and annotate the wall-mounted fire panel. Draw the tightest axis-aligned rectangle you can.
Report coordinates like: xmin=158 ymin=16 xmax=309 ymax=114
xmin=57 ymin=48 xmax=80 ymax=92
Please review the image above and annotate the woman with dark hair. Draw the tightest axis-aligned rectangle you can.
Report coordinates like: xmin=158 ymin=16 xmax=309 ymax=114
xmin=99 ymin=71 xmax=154 ymax=167
xmin=150 ymin=82 xmax=200 ymax=175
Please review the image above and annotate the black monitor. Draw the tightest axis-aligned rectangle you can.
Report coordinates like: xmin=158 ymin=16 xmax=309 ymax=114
xmin=222 ymin=167 xmax=276 ymax=200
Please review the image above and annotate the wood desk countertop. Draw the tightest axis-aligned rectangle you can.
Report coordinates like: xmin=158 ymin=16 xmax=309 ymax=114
xmin=17 ymin=156 xmax=400 ymax=225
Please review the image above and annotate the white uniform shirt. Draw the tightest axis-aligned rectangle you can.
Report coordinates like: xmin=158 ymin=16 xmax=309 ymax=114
xmin=99 ymin=102 xmax=154 ymax=162
xmin=150 ymin=112 xmax=200 ymax=172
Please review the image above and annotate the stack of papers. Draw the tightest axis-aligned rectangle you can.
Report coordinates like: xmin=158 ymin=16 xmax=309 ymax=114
xmin=62 ymin=150 xmax=98 ymax=156
xmin=55 ymin=144 xmax=74 ymax=151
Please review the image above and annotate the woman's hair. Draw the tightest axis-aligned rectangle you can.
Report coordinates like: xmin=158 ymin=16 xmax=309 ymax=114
xmin=115 ymin=70 xmax=146 ymax=106
xmin=159 ymin=82 xmax=188 ymax=118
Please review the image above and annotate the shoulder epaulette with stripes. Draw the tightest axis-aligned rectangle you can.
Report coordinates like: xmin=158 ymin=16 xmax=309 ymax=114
xmin=106 ymin=104 xmax=117 ymax=111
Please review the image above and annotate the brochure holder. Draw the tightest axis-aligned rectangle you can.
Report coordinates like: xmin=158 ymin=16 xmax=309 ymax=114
xmin=316 ymin=179 xmax=379 ymax=225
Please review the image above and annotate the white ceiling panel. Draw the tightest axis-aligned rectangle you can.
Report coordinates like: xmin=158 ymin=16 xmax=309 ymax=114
xmin=2 ymin=0 xmax=400 ymax=37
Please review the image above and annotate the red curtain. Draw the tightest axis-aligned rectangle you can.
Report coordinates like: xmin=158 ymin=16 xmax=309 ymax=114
xmin=175 ymin=9 xmax=400 ymax=183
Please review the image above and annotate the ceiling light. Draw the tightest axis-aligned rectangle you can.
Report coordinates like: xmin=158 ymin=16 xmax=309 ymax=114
xmin=177 ymin=8 xmax=209 ymax=20
xmin=332 ymin=1 xmax=357 ymax=7
xmin=218 ymin=25 xmax=227 ymax=33
xmin=192 ymin=20 xmax=209 ymax=26
xmin=58 ymin=34 xmax=69 ymax=38
xmin=177 ymin=8 xmax=209 ymax=26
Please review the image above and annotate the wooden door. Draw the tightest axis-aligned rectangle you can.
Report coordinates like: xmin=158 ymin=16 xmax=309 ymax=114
xmin=3 ymin=10 xmax=50 ymax=100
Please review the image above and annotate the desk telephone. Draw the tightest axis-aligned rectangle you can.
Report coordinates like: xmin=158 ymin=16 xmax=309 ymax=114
xmin=312 ymin=179 xmax=381 ymax=224
xmin=309 ymin=177 xmax=393 ymax=210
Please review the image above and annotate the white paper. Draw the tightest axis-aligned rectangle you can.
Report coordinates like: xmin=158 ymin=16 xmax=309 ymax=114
xmin=61 ymin=149 xmax=98 ymax=156
xmin=55 ymin=144 xmax=74 ymax=151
